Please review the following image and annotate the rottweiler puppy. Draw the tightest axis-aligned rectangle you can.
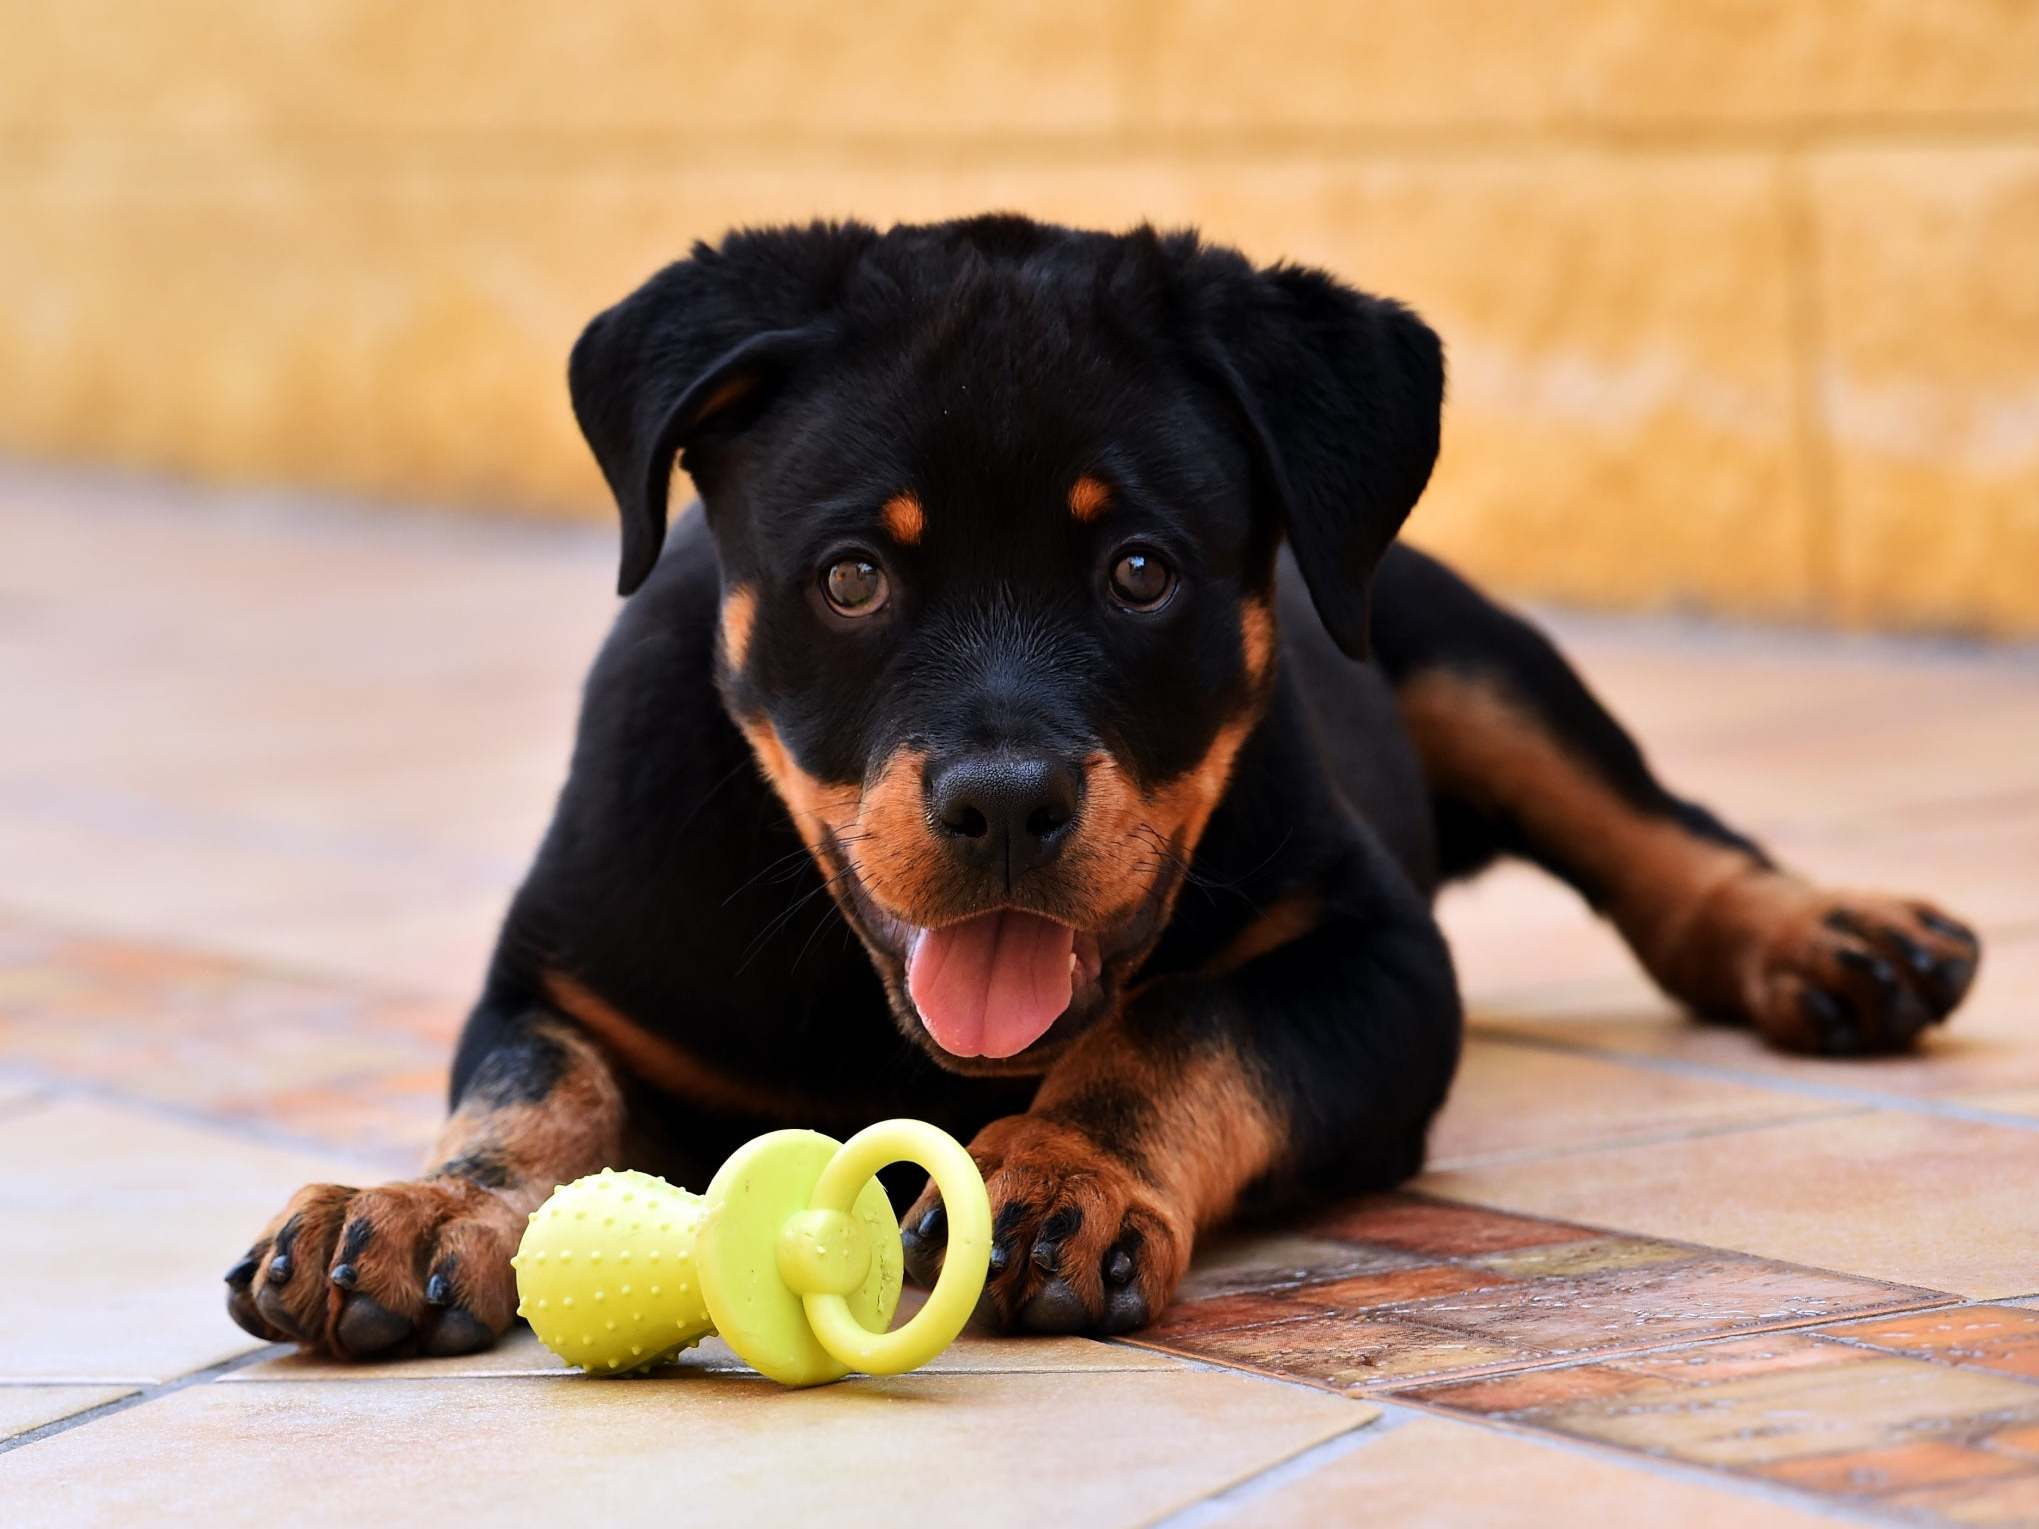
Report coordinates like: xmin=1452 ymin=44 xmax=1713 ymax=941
xmin=225 ymin=216 xmax=1981 ymax=1358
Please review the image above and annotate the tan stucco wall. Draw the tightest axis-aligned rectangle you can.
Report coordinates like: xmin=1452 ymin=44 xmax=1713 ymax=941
xmin=3 ymin=2 xmax=2036 ymax=632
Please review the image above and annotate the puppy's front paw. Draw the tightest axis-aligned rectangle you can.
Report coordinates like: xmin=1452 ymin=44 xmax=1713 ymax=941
xmin=901 ymin=1115 xmax=1189 ymax=1336
xmin=225 ymin=1178 xmax=523 ymax=1359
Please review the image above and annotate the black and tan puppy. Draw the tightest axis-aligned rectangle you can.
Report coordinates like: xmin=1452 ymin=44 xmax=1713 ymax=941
xmin=225 ymin=216 xmax=1981 ymax=1358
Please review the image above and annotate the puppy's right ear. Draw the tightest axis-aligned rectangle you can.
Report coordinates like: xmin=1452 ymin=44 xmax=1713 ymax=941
xmin=568 ymin=223 xmax=875 ymax=595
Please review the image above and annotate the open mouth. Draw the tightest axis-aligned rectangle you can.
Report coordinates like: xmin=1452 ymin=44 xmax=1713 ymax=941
xmin=820 ymin=833 xmax=1180 ymax=1070
xmin=904 ymin=913 xmax=1105 ymax=1060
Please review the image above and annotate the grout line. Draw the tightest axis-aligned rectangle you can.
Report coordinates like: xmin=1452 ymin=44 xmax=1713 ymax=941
xmin=1122 ymin=1291 xmax=1961 ymax=1407
xmin=1390 ymin=1404 xmax=1915 ymax=1528
xmin=0 ymin=1062 xmax=416 ymax=1174
xmin=1424 ymin=1101 xmax=1869 ymax=1172
xmin=1143 ymin=1407 xmax=1419 ymax=1528
xmin=1472 ymin=1027 xmax=2039 ymax=1134
xmin=0 ymin=1346 xmax=283 ymax=1458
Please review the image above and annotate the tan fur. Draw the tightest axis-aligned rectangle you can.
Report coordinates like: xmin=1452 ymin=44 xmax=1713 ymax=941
xmin=914 ymin=1028 xmax=1283 ymax=1322
xmin=736 ymin=715 xmax=861 ymax=859
xmin=850 ymin=745 xmax=942 ymax=916
xmin=544 ymin=969 xmax=814 ymax=1120
xmin=718 ymin=585 xmax=756 ymax=672
xmin=1239 ymin=597 xmax=1276 ymax=682
xmin=1393 ymin=670 xmax=1982 ymax=1046
xmin=1067 ymin=475 xmax=1112 ymax=522
xmin=1038 ymin=1028 xmax=1281 ymax=1229
xmin=1397 ymin=672 xmax=1760 ymax=994
xmin=237 ymin=1020 xmax=627 ymax=1355
xmin=1205 ymin=892 xmax=1322 ymax=974
xmin=694 ymin=374 xmax=757 ymax=425
xmin=881 ymin=491 xmax=925 ymax=545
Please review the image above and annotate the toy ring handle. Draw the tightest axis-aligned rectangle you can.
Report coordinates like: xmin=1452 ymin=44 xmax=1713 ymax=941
xmin=800 ymin=1119 xmax=990 ymax=1375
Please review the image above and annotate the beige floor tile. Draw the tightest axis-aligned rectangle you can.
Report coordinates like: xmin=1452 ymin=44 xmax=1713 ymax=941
xmin=1426 ymin=1037 xmax=1840 ymax=1168
xmin=0 ymin=477 xmax=609 ymax=998
xmin=0 ymin=1368 xmax=1367 ymax=1528
xmin=1476 ymin=932 xmax=2039 ymax=1107
xmin=1423 ymin=1110 xmax=2039 ymax=1299
xmin=225 ymin=1323 xmax=1179 ymax=1381
xmin=1214 ymin=1414 xmax=1830 ymax=1528
xmin=0 ymin=1385 xmax=134 ymax=1440
xmin=0 ymin=1099 xmax=376 ymax=1381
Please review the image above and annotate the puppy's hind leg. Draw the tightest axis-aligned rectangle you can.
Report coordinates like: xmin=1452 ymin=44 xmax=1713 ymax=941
xmin=1372 ymin=546 xmax=1980 ymax=1055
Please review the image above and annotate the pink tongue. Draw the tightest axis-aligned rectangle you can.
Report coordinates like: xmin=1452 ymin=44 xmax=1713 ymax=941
xmin=907 ymin=911 xmax=1075 ymax=1059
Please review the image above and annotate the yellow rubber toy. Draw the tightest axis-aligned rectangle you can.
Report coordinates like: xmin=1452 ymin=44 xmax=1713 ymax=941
xmin=511 ymin=1119 xmax=992 ymax=1387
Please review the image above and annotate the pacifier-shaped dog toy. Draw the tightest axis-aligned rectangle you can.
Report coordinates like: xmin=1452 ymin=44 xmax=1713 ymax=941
xmin=511 ymin=1119 xmax=990 ymax=1387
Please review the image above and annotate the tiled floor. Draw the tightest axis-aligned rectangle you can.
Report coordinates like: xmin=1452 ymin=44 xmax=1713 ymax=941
xmin=3 ymin=464 xmax=2037 ymax=1527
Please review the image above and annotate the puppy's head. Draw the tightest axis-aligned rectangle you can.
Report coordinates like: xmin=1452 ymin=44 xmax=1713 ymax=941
xmin=570 ymin=216 xmax=1442 ymax=1075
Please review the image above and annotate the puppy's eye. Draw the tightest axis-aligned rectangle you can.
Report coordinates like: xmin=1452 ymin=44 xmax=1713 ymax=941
xmin=1106 ymin=548 xmax=1176 ymax=613
xmin=822 ymin=556 xmax=889 ymax=617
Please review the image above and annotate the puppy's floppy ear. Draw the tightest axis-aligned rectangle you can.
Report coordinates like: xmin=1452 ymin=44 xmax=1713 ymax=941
xmin=568 ymin=222 xmax=875 ymax=595
xmin=1197 ymin=258 xmax=1444 ymax=660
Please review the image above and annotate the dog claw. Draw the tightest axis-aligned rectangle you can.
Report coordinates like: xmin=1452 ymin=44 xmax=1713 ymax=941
xmin=224 ymin=1255 xmax=258 ymax=1289
xmin=1104 ymin=1248 xmax=1136 ymax=1287
xmin=425 ymin=1271 xmax=453 ymax=1306
xmin=329 ymin=1262 xmax=358 ymax=1290
xmin=267 ymin=1252 xmax=293 ymax=1285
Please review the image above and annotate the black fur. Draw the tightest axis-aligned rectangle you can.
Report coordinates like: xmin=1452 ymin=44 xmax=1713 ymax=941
xmin=432 ymin=215 xmax=1894 ymax=1332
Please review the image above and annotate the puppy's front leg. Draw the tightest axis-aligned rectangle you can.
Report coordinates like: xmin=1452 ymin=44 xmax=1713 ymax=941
xmin=903 ymin=867 xmax=1462 ymax=1334
xmin=225 ymin=1006 xmax=625 ymax=1359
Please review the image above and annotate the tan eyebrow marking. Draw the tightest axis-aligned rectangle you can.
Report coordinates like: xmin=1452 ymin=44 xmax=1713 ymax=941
xmin=1068 ymin=475 xmax=1112 ymax=522
xmin=881 ymin=491 xmax=925 ymax=545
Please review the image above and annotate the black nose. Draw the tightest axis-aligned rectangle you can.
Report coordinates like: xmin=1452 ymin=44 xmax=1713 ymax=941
xmin=927 ymin=751 xmax=1080 ymax=880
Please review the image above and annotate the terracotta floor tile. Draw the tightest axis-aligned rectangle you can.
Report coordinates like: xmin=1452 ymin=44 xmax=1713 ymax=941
xmin=0 ymin=1368 xmax=1367 ymax=1527
xmin=0 ymin=913 xmax=457 ymax=1166
xmin=1823 ymin=1306 xmax=2039 ymax=1380
xmin=1174 ymin=1231 xmax=1424 ymax=1302
xmin=1161 ymin=1311 xmax=1531 ymax=1389
xmin=1406 ymin=1331 xmax=2039 ymax=1491
xmin=1465 ymin=1235 xmax=1696 ymax=1280
xmin=1388 ymin=1252 xmax=1931 ymax=1358
xmin=1426 ymin=1036 xmax=1838 ymax=1168
xmin=1215 ymin=1413 xmax=1833 ymax=1528
xmin=1890 ymin=1471 xmax=2039 ymax=1526
xmin=0 ymin=1385 xmax=134 ymax=1439
xmin=0 ymin=1099 xmax=373 ymax=1381
xmin=1756 ymin=1439 xmax=2033 ymax=1497
xmin=1424 ymin=1110 xmax=2039 ymax=1298
xmin=1306 ymin=1195 xmax=1593 ymax=1256
xmin=1139 ymin=1191 xmax=1943 ymax=1393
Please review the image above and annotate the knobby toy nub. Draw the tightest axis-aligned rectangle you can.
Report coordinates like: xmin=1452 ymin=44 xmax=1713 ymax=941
xmin=511 ymin=1119 xmax=991 ymax=1387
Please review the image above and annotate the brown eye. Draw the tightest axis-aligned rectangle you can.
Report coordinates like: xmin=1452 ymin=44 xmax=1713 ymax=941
xmin=822 ymin=556 xmax=889 ymax=617
xmin=1107 ymin=549 xmax=1175 ymax=612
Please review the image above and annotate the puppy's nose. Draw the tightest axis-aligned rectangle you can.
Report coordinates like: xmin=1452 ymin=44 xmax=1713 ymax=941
xmin=927 ymin=751 xmax=1080 ymax=879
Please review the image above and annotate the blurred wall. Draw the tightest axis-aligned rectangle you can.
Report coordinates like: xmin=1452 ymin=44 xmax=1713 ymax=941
xmin=2 ymin=2 xmax=2036 ymax=634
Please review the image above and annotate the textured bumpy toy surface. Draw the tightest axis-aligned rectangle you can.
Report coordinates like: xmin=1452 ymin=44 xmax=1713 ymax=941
xmin=512 ymin=1119 xmax=991 ymax=1387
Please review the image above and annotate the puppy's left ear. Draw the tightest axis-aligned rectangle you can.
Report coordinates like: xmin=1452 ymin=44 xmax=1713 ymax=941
xmin=1198 ymin=260 xmax=1444 ymax=660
